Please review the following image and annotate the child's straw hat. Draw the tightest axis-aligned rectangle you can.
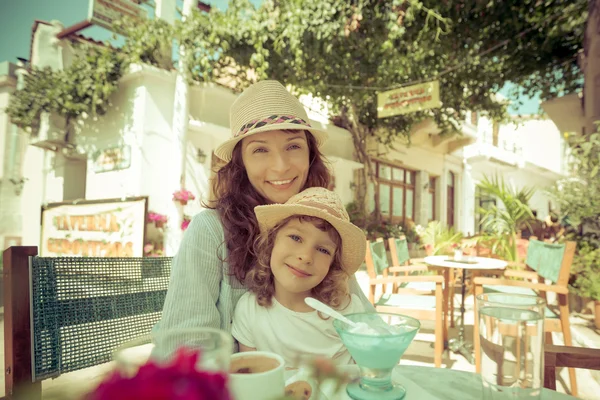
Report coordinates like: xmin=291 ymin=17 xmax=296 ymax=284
xmin=254 ymin=187 xmax=366 ymax=274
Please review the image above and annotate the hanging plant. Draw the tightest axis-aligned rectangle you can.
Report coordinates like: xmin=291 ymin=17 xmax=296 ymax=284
xmin=113 ymin=16 xmax=175 ymax=71
xmin=4 ymin=67 xmax=56 ymax=134
xmin=6 ymin=43 xmax=125 ymax=145
xmin=148 ymin=211 xmax=168 ymax=228
xmin=173 ymin=189 xmax=196 ymax=206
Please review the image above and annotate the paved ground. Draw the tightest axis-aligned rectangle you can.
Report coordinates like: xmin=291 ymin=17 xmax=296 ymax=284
xmin=1 ymin=271 xmax=599 ymax=399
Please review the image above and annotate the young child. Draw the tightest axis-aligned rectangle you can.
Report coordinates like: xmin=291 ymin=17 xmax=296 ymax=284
xmin=231 ymin=187 xmax=367 ymax=368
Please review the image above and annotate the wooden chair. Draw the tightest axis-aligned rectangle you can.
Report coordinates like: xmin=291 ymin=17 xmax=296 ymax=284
xmin=387 ymin=236 xmax=431 ymax=292
xmin=544 ymin=345 xmax=600 ymax=391
xmin=473 ymin=239 xmax=578 ymax=396
xmin=365 ymin=238 xmax=447 ymax=367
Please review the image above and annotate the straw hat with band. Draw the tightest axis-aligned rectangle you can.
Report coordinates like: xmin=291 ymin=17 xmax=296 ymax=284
xmin=214 ymin=80 xmax=329 ymax=162
xmin=254 ymin=187 xmax=366 ymax=275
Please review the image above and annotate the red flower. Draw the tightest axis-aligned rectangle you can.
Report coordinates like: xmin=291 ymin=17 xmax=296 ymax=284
xmin=86 ymin=347 xmax=231 ymax=400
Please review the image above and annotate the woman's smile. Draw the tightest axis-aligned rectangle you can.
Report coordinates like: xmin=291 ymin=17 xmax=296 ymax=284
xmin=267 ymin=177 xmax=297 ymax=190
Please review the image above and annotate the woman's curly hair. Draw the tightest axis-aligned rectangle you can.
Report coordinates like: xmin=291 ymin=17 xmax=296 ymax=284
xmin=210 ymin=131 xmax=331 ymax=283
xmin=246 ymin=215 xmax=351 ymax=311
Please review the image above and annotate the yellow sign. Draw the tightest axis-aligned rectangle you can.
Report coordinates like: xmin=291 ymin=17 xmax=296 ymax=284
xmin=88 ymin=0 xmax=146 ymax=31
xmin=41 ymin=198 xmax=147 ymax=258
xmin=377 ymin=81 xmax=442 ymax=118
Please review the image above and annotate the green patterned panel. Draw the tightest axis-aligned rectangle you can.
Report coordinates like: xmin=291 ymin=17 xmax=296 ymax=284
xmin=369 ymin=240 xmax=390 ymax=275
xmin=31 ymin=256 xmax=172 ymax=381
xmin=525 ymin=240 xmax=565 ymax=283
xmin=393 ymin=238 xmax=410 ymax=265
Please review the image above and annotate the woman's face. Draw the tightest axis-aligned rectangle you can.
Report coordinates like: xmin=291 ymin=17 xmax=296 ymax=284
xmin=241 ymin=129 xmax=310 ymax=204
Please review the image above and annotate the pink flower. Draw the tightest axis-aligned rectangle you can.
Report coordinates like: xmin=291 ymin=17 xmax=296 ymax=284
xmin=148 ymin=212 xmax=168 ymax=224
xmin=144 ymin=244 xmax=154 ymax=254
xmin=86 ymin=348 xmax=231 ymax=400
xmin=173 ymin=190 xmax=196 ymax=202
xmin=181 ymin=219 xmax=191 ymax=231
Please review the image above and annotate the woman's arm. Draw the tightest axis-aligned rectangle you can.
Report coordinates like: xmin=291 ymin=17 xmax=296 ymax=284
xmin=152 ymin=210 xmax=225 ymax=358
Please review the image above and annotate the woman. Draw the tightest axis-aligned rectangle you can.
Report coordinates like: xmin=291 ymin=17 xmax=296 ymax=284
xmin=153 ymin=80 xmax=373 ymax=355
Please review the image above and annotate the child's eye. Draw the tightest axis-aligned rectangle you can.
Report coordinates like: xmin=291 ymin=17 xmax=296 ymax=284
xmin=318 ymin=247 xmax=332 ymax=255
xmin=288 ymin=234 xmax=301 ymax=242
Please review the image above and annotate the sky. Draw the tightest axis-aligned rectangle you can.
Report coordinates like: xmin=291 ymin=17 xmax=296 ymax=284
xmin=0 ymin=0 xmax=540 ymax=115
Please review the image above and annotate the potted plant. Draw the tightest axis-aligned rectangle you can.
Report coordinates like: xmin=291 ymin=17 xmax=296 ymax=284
xmin=143 ymin=242 xmax=164 ymax=257
xmin=416 ymin=221 xmax=463 ymax=256
xmin=476 ymin=174 xmax=534 ymax=262
xmin=148 ymin=211 xmax=168 ymax=228
xmin=173 ymin=189 xmax=196 ymax=206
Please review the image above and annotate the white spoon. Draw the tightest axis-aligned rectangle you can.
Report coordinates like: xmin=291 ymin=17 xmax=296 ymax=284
xmin=304 ymin=297 xmax=369 ymax=330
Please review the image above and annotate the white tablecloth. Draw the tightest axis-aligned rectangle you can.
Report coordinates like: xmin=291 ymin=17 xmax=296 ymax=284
xmin=424 ymin=255 xmax=507 ymax=270
xmin=296 ymin=365 xmax=577 ymax=400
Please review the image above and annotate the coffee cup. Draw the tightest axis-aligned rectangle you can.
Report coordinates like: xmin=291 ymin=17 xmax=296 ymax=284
xmin=228 ymin=351 xmax=285 ymax=400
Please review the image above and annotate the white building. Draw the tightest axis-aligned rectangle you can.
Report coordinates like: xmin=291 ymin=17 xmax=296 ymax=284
xmin=462 ymin=114 xmax=566 ymax=235
xmin=0 ymin=19 xmax=568 ymax=255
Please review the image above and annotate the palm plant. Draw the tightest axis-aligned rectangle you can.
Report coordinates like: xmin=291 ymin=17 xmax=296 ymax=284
xmin=418 ymin=221 xmax=464 ymax=255
xmin=476 ymin=174 xmax=534 ymax=261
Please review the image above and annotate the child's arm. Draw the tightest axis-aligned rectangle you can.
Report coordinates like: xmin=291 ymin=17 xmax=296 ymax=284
xmin=238 ymin=343 xmax=257 ymax=352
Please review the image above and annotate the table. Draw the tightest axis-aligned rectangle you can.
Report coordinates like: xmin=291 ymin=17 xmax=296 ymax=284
xmin=310 ymin=365 xmax=576 ymax=399
xmin=424 ymin=255 xmax=507 ymax=363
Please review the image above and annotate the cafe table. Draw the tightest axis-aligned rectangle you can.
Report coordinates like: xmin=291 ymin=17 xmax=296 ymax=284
xmin=424 ymin=255 xmax=507 ymax=363
xmin=308 ymin=365 xmax=577 ymax=400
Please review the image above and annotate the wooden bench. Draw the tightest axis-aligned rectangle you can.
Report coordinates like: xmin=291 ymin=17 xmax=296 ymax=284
xmin=3 ymin=246 xmax=172 ymax=399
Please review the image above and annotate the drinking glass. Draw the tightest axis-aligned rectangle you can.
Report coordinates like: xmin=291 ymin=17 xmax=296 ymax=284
xmin=334 ymin=312 xmax=420 ymax=400
xmin=477 ymin=293 xmax=546 ymax=399
xmin=114 ymin=327 xmax=234 ymax=376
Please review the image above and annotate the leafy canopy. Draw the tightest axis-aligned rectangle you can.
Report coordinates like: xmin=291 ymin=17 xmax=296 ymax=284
xmin=180 ymin=0 xmax=586 ymax=142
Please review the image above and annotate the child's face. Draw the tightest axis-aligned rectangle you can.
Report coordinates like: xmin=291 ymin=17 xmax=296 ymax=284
xmin=270 ymin=218 xmax=338 ymax=296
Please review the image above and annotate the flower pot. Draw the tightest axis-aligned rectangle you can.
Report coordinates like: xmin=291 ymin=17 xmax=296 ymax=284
xmin=595 ymin=300 xmax=600 ymax=330
xmin=453 ymin=249 xmax=463 ymax=261
xmin=155 ymin=221 xmax=165 ymax=228
xmin=178 ymin=200 xmax=188 ymax=206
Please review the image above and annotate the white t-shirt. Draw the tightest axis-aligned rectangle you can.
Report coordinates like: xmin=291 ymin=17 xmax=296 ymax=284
xmin=231 ymin=292 xmax=365 ymax=368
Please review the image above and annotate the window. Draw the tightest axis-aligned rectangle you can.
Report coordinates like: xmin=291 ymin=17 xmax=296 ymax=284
xmin=470 ymin=111 xmax=478 ymax=126
xmin=375 ymin=161 xmax=415 ymax=223
xmin=447 ymin=171 xmax=455 ymax=227
xmin=492 ymin=122 xmax=500 ymax=146
xmin=474 ymin=186 xmax=496 ymax=233
xmin=427 ymin=176 xmax=437 ymax=221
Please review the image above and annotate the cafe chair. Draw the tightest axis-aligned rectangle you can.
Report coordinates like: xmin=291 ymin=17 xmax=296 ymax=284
xmin=365 ymin=238 xmax=446 ymax=367
xmin=473 ymin=239 xmax=578 ymax=396
xmin=544 ymin=345 xmax=600 ymax=392
xmin=387 ymin=236 xmax=431 ymax=292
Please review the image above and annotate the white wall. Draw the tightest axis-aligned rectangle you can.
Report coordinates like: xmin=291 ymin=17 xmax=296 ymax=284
xmin=517 ymin=119 xmax=564 ymax=174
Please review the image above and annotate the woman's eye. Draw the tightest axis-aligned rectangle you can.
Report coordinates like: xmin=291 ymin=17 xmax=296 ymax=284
xmin=253 ymin=147 xmax=267 ymax=154
xmin=287 ymin=144 xmax=302 ymax=150
xmin=318 ymin=247 xmax=332 ymax=256
xmin=289 ymin=234 xmax=301 ymax=242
